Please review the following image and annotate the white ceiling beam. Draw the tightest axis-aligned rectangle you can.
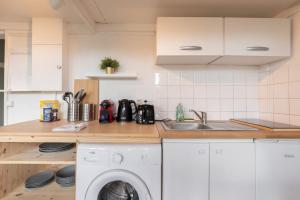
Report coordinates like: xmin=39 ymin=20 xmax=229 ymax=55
xmin=69 ymin=0 xmax=96 ymax=33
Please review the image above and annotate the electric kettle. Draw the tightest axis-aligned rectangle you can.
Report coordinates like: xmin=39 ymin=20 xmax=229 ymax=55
xmin=116 ymin=99 xmax=137 ymax=122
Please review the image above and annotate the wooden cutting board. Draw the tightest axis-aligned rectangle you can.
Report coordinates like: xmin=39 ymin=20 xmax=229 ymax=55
xmin=74 ymin=79 xmax=99 ymax=104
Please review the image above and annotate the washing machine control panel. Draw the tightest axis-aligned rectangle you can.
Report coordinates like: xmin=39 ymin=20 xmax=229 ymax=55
xmin=77 ymin=144 xmax=161 ymax=166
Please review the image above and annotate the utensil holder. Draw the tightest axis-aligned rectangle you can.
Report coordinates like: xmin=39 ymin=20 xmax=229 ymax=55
xmin=80 ymin=104 xmax=97 ymax=121
xmin=67 ymin=103 xmax=80 ymax=122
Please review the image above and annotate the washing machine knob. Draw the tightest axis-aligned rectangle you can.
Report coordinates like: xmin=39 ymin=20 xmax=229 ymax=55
xmin=112 ymin=153 xmax=124 ymax=164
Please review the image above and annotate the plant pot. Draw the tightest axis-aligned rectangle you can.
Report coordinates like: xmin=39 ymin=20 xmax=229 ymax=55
xmin=105 ymin=67 xmax=114 ymax=74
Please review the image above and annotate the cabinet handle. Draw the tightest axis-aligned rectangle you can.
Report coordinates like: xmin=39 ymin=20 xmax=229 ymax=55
xmin=284 ymin=154 xmax=295 ymax=158
xmin=57 ymin=65 xmax=63 ymax=69
xmin=246 ymin=46 xmax=269 ymax=51
xmin=180 ymin=46 xmax=202 ymax=51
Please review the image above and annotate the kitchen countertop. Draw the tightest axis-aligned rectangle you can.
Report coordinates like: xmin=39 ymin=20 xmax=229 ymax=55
xmin=0 ymin=120 xmax=300 ymax=143
xmin=0 ymin=120 xmax=161 ymax=143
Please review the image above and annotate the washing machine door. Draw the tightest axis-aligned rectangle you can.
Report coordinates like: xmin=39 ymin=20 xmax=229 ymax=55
xmin=85 ymin=169 xmax=152 ymax=200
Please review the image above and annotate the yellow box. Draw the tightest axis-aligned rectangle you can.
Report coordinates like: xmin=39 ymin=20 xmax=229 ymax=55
xmin=40 ymin=100 xmax=60 ymax=121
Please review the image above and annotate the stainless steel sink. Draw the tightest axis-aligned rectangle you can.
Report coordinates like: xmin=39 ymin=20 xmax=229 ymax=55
xmin=162 ymin=120 xmax=258 ymax=131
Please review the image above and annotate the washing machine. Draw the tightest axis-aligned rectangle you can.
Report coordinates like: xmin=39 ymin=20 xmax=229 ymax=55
xmin=76 ymin=144 xmax=161 ymax=200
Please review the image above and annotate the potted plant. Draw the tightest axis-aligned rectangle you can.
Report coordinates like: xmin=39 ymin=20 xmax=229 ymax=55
xmin=100 ymin=57 xmax=120 ymax=74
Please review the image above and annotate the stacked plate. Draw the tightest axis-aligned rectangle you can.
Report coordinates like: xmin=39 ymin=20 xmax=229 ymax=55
xmin=55 ymin=165 xmax=75 ymax=187
xmin=25 ymin=171 xmax=55 ymax=189
xmin=39 ymin=143 xmax=75 ymax=153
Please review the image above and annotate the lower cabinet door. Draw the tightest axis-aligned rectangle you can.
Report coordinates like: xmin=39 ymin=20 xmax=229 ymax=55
xmin=210 ymin=142 xmax=255 ymax=200
xmin=256 ymin=140 xmax=300 ymax=200
xmin=163 ymin=141 xmax=209 ymax=200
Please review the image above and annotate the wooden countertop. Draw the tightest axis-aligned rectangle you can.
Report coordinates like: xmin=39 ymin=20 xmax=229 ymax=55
xmin=0 ymin=120 xmax=160 ymax=143
xmin=1 ymin=120 xmax=300 ymax=143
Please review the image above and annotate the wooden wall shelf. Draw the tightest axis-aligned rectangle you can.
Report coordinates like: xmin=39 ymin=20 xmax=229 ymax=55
xmin=86 ymin=73 xmax=138 ymax=79
xmin=1 ymin=181 xmax=75 ymax=200
xmin=0 ymin=147 xmax=76 ymax=165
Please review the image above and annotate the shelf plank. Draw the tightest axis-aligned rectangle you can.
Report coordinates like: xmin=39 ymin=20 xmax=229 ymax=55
xmin=0 ymin=147 xmax=76 ymax=165
xmin=1 ymin=181 xmax=75 ymax=200
xmin=87 ymin=73 xmax=137 ymax=79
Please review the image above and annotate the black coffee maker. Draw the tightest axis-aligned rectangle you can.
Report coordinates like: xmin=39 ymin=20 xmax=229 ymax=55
xmin=116 ymin=99 xmax=137 ymax=122
xmin=136 ymin=100 xmax=155 ymax=124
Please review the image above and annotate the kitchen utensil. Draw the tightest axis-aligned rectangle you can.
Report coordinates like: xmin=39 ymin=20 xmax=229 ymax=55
xmin=39 ymin=143 xmax=75 ymax=153
xmin=136 ymin=100 xmax=155 ymax=124
xmin=116 ymin=99 xmax=137 ymax=122
xmin=74 ymin=89 xmax=84 ymax=103
xmin=67 ymin=102 xmax=80 ymax=122
xmin=25 ymin=171 xmax=55 ymax=189
xmin=63 ymin=92 xmax=74 ymax=104
xmin=99 ymin=100 xmax=114 ymax=123
xmin=55 ymin=165 xmax=75 ymax=187
xmin=80 ymin=104 xmax=96 ymax=121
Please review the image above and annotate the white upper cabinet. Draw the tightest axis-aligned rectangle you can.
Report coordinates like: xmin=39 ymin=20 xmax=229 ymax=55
xmin=213 ymin=18 xmax=291 ymax=65
xmin=156 ymin=17 xmax=224 ymax=65
xmin=32 ymin=18 xmax=63 ymax=45
xmin=31 ymin=18 xmax=64 ymax=91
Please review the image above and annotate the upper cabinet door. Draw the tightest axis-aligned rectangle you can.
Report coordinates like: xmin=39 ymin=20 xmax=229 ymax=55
xmin=212 ymin=18 xmax=291 ymax=65
xmin=32 ymin=18 xmax=63 ymax=45
xmin=225 ymin=18 xmax=291 ymax=56
xmin=156 ymin=17 xmax=223 ymax=65
xmin=32 ymin=45 xmax=62 ymax=91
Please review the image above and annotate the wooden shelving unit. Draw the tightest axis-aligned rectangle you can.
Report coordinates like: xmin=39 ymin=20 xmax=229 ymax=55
xmin=0 ymin=147 xmax=76 ymax=165
xmin=1 ymin=181 xmax=75 ymax=200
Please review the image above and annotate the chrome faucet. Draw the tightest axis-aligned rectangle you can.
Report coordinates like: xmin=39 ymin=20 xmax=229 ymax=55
xmin=189 ymin=109 xmax=207 ymax=125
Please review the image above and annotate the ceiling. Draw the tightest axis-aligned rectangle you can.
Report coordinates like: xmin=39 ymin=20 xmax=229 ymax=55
xmin=0 ymin=0 xmax=299 ymax=24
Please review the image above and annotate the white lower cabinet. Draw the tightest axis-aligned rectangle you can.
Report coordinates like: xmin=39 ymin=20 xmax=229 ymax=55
xmin=163 ymin=140 xmax=209 ymax=200
xmin=210 ymin=142 xmax=255 ymax=200
xmin=256 ymin=140 xmax=300 ymax=200
xmin=163 ymin=139 xmax=255 ymax=200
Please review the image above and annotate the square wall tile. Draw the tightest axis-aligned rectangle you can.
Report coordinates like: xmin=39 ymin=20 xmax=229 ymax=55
xmin=219 ymin=71 xmax=234 ymax=85
xmin=221 ymin=112 xmax=234 ymax=120
xmin=274 ymin=99 xmax=289 ymax=114
xmin=246 ymin=71 xmax=259 ymax=85
xmin=168 ymin=85 xmax=180 ymax=98
xmin=289 ymin=82 xmax=300 ymax=99
xmin=154 ymin=72 xmax=168 ymax=86
xmin=207 ymin=99 xmax=220 ymax=112
xmin=207 ymin=112 xmax=221 ymax=120
xmin=234 ymin=86 xmax=246 ymax=99
xmin=154 ymin=86 xmax=168 ymax=99
xmin=206 ymin=70 xmax=219 ymax=85
xmin=247 ymin=112 xmax=259 ymax=119
xmin=181 ymin=99 xmax=194 ymax=112
xmin=220 ymin=86 xmax=234 ymax=98
xmin=234 ymin=112 xmax=247 ymax=119
xmin=234 ymin=99 xmax=246 ymax=112
xmin=272 ymin=83 xmax=289 ymax=99
xmin=221 ymin=99 xmax=234 ymax=112
xmin=168 ymin=71 xmax=181 ymax=85
xmin=259 ymin=85 xmax=268 ymax=99
xmin=246 ymin=86 xmax=258 ymax=99
xmin=274 ymin=114 xmax=290 ymax=124
xmin=290 ymin=99 xmax=300 ymax=115
xmin=290 ymin=115 xmax=300 ymax=126
xmin=194 ymin=71 xmax=206 ymax=85
xmin=194 ymin=99 xmax=207 ymax=111
xmin=181 ymin=86 xmax=194 ymax=99
xmin=247 ymin=99 xmax=259 ymax=112
xmin=194 ymin=85 xmax=206 ymax=99
xmin=289 ymin=65 xmax=300 ymax=82
xmin=168 ymin=99 xmax=180 ymax=112
xmin=181 ymin=71 xmax=194 ymax=85
xmin=207 ymin=85 xmax=220 ymax=98
xmin=260 ymin=113 xmax=273 ymax=121
xmin=234 ymin=71 xmax=247 ymax=85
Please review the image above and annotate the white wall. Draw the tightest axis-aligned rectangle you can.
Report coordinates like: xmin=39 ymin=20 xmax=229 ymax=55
xmin=68 ymin=30 xmax=260 ymax=120
xmin=258 ymin=12 xmax=300 ymax=125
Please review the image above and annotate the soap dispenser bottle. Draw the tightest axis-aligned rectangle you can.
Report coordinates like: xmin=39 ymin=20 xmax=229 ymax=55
xmin=176 ymin=103 xmax=184 ymax=122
